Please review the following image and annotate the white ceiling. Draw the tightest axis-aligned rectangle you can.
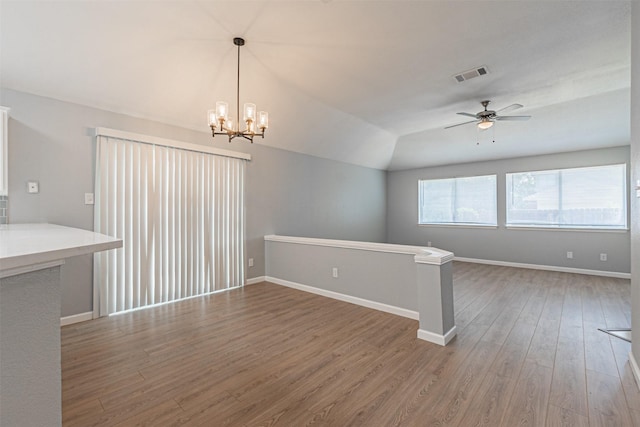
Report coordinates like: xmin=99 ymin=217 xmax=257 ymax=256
xmin=0 ymin=1 xmax=631 ymax=170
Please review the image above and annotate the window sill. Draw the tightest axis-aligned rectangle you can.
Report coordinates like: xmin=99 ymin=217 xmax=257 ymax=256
xmin=416 ymin=224 xmax=628 ymax=233
xmin=505 ymin=225 xmax=629 ymax=233
xmin=418 ymin=223 xmax=498 ymax=230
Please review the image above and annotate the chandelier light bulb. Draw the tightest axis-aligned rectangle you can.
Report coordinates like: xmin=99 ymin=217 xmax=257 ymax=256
xmin=207 ymin=109 xmax=217 ymax=127
xmin=216 ymin=102 xmax=228 ymax=120
xmin=244 ymin=103 xmax=256 ymax=122
xmin=258 ymin=111 xmax=269 ymax=129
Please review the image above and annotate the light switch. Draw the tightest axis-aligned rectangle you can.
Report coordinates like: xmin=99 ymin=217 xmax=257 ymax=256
xmin=84 ymin=193 xmax=94 ymax=205
xmin=27 ymin=181 xmax=39 ymax=194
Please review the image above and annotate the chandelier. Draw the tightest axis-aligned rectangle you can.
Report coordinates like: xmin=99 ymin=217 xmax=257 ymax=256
xmin=207 ymin=37 xmax=268 ymax=143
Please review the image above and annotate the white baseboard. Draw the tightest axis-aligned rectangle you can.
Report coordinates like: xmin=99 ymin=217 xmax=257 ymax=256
xmin=60 ymin=311 xmax=93 ymax=326
xmin=630 ymin=351 xmax=640 ymax=391
xmin=245 ymin=276 xmax=265 ymax=286
xmin=417 ymin=326 xmax=457 ymax=346
xmin=265 ymin=276 xmax=419 ymax=320
xmin=454 ymin=257 xmax=630 ymax=279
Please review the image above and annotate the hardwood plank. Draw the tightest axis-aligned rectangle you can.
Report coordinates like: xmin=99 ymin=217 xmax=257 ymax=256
xmin=62 ymin=370 xmax=146 ymax=403
xmin=609 ymin=338 xmax=640 ymax=413
xmin=239 ymin=347 xmax=388 ymax=426
xmin=526 ymin=317 xmax=560 ymax=368
xmin=549 ymin=274 xmax=589 ymax=417
xmin=489 ymin=322 xmax=536 ymax=380
xmin=300 ymin=339 xmax=430 ymax=424
xmin=557 ymin=276 xmax=584 ymax=336
xmin=550 ymin=342 xmax=588 ymax=416
xmin=455 ymin=370 xmax=518 ymax=426
xmin=583 ymin=321 xmax=619 ymax=377
xmin=480 ymin=307 xmax=525 ymax=346
xmin=60 ymin=263 xmax=634 ymax=427
xmin=452 ymin=263 xmax=496 ymax=309
xmin=517 ymin=285 xmax=548 ymax=326
xmin=334 ymin=344 xmax=452 ymax=427
xmin=62 ymin=397 xmax=104 ymax=427
xmin=600 ymin=277 xmax=632 ymax=328
xmin=586 ymin=369 xmax=635 ymax=426
xmin=175 ymin=391 xmax=252 ymax=426
xmin=580 ymin=275 xmax=606 ymax=325
xmin=546 ymin=404 xmax=589 ymax=427
xmin=412 ymin=339 xmax=502 ymax=425
xmin=500 ymin=361 xmax=553 ymax=427
xmin=111 ymin=399 xmax=184 ymax=427
xmin=360 ymin=358 xmax=443 ymax=426
xmin=454 ymin=283 xmax=500 ymax=329
xmin=537 ymin=278 xmax=566 ymax=322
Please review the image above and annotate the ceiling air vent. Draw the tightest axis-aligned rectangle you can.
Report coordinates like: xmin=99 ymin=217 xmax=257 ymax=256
xmin=453 ymin=66 xmax=489 ymax=83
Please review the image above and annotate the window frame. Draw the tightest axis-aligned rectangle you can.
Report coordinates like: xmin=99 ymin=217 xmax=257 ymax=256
xmin=505 ymin=163 xmax=628 ymax=231
xmin=417 ymin=174 xmax=498 ymax=227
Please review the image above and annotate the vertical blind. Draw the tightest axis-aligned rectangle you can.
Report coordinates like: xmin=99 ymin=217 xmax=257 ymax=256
xmin=94 ymin=135 xmax=246 ymax=316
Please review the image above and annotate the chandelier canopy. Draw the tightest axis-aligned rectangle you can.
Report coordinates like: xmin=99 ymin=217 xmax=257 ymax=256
xmin=207 ymin=37 xmax=268 ymax=143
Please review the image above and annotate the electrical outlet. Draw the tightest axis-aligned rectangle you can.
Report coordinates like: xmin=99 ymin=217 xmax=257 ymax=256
xmin=600 ymin=253 xmax=607 ymax=261
xmin=427 ymin=241 xmax=432 ymax=247
xmin=332 ymin=267 xmax=338 ymax=278
xmin=84 ymin=193 xmax=94 ymax=205
xmin=566 ymin=251 xmax=573 ymax=259
xmin=248 ymin=258 xmax=254 ymax=267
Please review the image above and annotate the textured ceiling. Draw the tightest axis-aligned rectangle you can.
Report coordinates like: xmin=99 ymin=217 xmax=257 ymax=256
xmin=0 ymin=1 xmax=631 ymax=170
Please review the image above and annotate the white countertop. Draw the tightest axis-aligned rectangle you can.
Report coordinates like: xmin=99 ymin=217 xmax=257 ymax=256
xmin=0 ymin=223 xmax=122 ymax=275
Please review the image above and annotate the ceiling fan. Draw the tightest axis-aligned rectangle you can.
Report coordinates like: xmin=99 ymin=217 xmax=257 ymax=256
xmin=445 ymin=100 xmax=531 ymax=130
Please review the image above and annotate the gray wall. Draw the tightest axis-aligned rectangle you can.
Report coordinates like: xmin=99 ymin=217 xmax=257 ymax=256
xmin=630 ymin=2 xmax=639 ymax=367
xmin=387 ymin=147 xmax=631 ymax=274
xmin=266 ymin=240 xmax=418 ymax=312
xmin=245 ymin=146 xmax=387 ymax=279
xmin=2 ymin=88 xmax=386 ymax=317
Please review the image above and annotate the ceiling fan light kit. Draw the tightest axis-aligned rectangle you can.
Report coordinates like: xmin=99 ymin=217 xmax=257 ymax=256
xmin=207 ymin=37 xmax=268 ymax=143
xmin=477 ymin=118 xmax=494 ymax=130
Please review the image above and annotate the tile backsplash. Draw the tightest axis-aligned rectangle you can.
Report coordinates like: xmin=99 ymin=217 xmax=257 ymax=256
xmin=0 ymin=195 xmax=7 ymax=224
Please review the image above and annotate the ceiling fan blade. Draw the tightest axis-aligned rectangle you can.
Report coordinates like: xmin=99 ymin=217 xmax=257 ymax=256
xmin=456 ymin=112 xmax=478 ymax=118
xmin=495 ymin=115 xmax=531 ymax=121
xmin=496 ymin=103 xmax=523 ymax=113
xmin=445 ymin=119 xmax=478 ymax=129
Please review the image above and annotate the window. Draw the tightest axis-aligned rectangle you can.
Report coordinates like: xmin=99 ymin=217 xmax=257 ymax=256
xmin=418 ymin=175 xmax=497 ymax=226
xmin=506 ymin=164 xmax=627 ymax=229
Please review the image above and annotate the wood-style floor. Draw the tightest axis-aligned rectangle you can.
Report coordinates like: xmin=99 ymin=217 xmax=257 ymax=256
xmin=61 ymin=262 xmax=639 ymax=426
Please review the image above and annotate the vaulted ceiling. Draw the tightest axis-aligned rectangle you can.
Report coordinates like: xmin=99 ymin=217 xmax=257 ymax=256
xmin=0 ymin=1 xmax=631 ymax=170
